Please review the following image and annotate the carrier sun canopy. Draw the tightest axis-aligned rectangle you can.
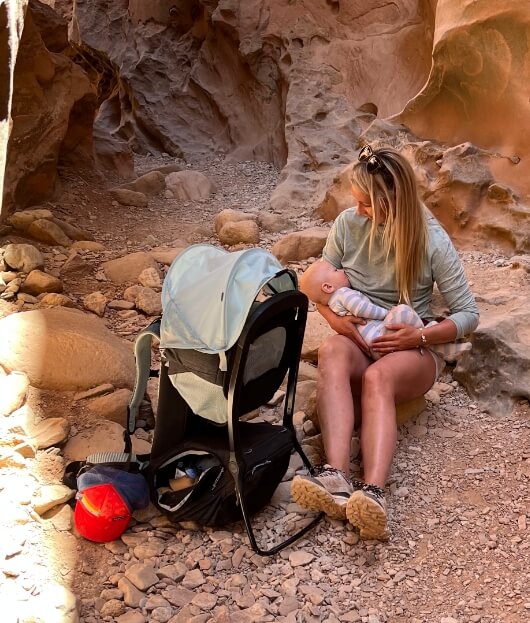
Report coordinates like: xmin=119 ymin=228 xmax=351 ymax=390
xmin=161 ymin=244 xmax=295 ymax=354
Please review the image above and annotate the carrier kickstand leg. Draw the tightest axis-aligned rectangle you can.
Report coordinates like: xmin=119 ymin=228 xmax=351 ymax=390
xmin=226 ymin=292 xmax=324 ymax=556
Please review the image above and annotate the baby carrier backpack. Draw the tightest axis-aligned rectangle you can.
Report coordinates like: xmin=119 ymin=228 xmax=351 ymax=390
xmin=127 ymin=244 xmax=322 ymax=555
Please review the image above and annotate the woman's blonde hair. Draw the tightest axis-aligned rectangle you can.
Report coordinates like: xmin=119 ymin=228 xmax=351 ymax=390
xmin=351 ymin=146 xmax=427 ymax=305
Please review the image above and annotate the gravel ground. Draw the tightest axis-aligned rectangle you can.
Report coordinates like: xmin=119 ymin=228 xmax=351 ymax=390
xmin=1 ymin=156 xmax=529 ymax=623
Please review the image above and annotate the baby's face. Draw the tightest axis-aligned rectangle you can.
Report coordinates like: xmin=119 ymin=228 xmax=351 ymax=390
xmin=322 ymin=263 xmax=349 ymax=291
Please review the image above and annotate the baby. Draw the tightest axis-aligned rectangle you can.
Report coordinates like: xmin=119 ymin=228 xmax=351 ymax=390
xmin=299 ymin=260 xmax=470 ymax=361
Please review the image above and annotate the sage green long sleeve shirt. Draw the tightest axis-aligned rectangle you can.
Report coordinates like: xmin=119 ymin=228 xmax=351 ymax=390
xmin=322 ymin=208 xmax=479 ymax=338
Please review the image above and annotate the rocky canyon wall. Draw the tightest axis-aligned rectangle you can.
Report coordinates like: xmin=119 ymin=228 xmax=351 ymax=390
xmin=2 ymin=0 xmax=530 ymax=253
xmin=0 ymin=0 xmax=29 ymax=219
xmin=2 ymin=0 xmax=96 ymax=214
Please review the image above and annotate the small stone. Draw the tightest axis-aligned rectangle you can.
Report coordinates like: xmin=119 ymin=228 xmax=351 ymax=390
xmin=145 ymin=595 xmax=171 ymax=610
xmin=39 ymin=293 xmax=75 ymax=308
xmin=125 ymin=563 xmax=159 ymax=591
xmin=278 ymin=595 xmax=300 ymax=616
xmin=13 ymin=440 xmax=36 ymax=458
xmin=0 ymin=371 xmax=30 ymax=416
xmin=116 ymin=612 xmax=146 ymax=623
xmin=191 ymin=592 xmax=218 ymax=610
xmin=100 ymin=588 xmax=123 ymax=601
xmin=46 ymin=504 xmax=73 ymax=531
xmin=118 ymin=577 xmax=145 ymax=608
xmin=22 ymin=270 xmax=63 ymax=295
xmin=74 ymin=384 xmax=115 ymax=401
xmin=33 ymin=484 xmax=74 ymax=515
xmin=182 ymin=568 xmax=206 ymax=589
xmin=83 ymin=291 xmax=108 ymax=316
xmin=288 ymin=551 xmax=315 ymax=567
xmin=100 ymin=599 xmax=126 ymax=617
xmin=133 ymin=540 xmax=165 ymax=559
xmin=108 ymin=300 xmax=135 ymax=310
xmin=150 ymin=606 xmax=173 ymax=622
xmin=29 ymin=417 xmax=70 ymax=449
xmin=138 ymin=267 xmax=162 ymax=289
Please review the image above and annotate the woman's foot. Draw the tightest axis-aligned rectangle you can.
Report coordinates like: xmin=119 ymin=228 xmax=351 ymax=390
xmin=291 ymin=465 xmax=362 ymax=519
xmin=346 ymin=483 xmax=390 ymax=541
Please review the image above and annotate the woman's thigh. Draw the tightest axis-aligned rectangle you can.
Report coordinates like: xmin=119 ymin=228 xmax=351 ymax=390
xmin=364 ymin=349 xmax=437 ymax=403
xmin=318 ymin=335 xmax=372 ymax=390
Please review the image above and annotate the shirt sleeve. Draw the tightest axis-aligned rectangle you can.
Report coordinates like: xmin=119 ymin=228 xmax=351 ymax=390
xmin=432 ymin=237 xmax=479 ymax=338
xmin=337 ymin=288 xmax=387 ymax=319
xmin=322 ymin=215 xmax=345 ymax=269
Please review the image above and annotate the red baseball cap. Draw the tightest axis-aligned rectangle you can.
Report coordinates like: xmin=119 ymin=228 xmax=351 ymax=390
xmin=74 ymin=483 xmax=131 ymax=543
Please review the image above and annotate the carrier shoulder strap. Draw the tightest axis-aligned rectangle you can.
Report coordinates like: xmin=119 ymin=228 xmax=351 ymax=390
xmin=126 ymin=319 xmax=161 ymax=452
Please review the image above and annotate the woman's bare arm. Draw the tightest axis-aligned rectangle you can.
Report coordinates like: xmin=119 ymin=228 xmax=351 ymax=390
xmin=316 ymin=303 xmax=371 ymax=355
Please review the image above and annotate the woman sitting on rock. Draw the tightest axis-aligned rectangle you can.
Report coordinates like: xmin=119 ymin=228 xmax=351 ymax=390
xmin=291 ymin=145 xmax=479 ymax=541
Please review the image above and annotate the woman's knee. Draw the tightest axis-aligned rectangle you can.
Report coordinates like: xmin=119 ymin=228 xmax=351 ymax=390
xmin=362 ymin=363 xmax=392 ymax=393
xmin=318 ymin=335 xmax=352 ymax=363
xmin=318 ymin=335 xmax=365 ymax=376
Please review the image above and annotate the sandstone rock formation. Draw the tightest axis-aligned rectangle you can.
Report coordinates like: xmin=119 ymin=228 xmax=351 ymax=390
xmin=399 ymin=1 xmax=530 ymax=198
xmin=0 ymin=307 xmax=135 ymax=390
xmin=3 ymin=0 xmax=529 ymax=256
xmin=69 ymin=0 xmax=434 ymax=204
xmin=3 ymin=0 xmax=96 ymax=211
xmin=454 ymin=304 xmax=530 ymax=413
xmin=0 ymin=0 xmax=29 ymax=219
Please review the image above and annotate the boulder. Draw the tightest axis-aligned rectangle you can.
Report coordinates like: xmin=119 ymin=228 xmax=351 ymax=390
xmin=0 ymin=307 xmax=135 ymax=391
xmin=258 ymin=212 xmax=290 ymax=233
xmin=454 ymin=307 xmax=530 ymax=413
xmin=301 ymin=311 xmax=335 ymax=362
xmin=70 ymin=241 xmax=105 ymax=252
xmin=87 ymin=388 xmax=133 ymax=426
xmin=21 ymin=270 xmax=63 ymax=295
xmin=218 ymin=220 xmax=260 ymax=246
xmin=103 ymin=252 xmax=161 ymax=284
xmin=0 ymin=372 xmax=30 ymax=416
xmin=148 ymin=246 xmax=186 ymax=266
xmin=138 ymin=267 xmax=162 ymax=290
xmin=165 ymin=171 xmax=216 ymax=200
xmin=28 ymin=417 xmax=70 ymax=449
xmin=27 ymin=218 xmax=72 ymax=247
xmin=396 ymin=396 xmax=427 ymax=426
xmin=298 ymin=361 xmax=319 ymax=382
xmin=271 ymin=228 xmax=329 ymax=264
xmin=214 ymin=208 xmax=256 ymax=235
xmin=64 ymin=420 xmax=151 ymax=460
xmin=7 ymin=209 xmax=53 ymax=230
xmin=135 ymin=287 xmax=162 ymax=316
xmin=122 ymin=171 xmax=166 ymax=196
xmin=293 ymin=379 xmax=317 ymax=415
xmin=38 ymin=293 xmax=75 ymax=308
xmin=59 ymin=252 xmax=93 ymax=279
xmin=83 ymin=291 xmax=108 ymax=316
xmin=51 ymin=218 xmax=95 ymax=242
xmin=123 ymin=285 xmax=143 ymax=302
xmin=4 ymin=244 xmax=44 ymax=272
xmin=110 ymin=188 xmax=149 ymax=207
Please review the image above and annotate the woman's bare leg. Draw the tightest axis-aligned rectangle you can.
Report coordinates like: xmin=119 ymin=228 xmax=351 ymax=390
xmin=290 ymin=335 xmax=371 ymax=519
xmin=346 ymin=349 xmax=437 ymax=540
xmin=317 ymin=335 xmax=372 ymax=473
xmin=360 ymin=349 xmax=436 ymax=487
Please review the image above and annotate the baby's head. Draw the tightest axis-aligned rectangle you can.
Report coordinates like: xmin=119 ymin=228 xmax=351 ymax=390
xmin=299 ymin=260 xmax=349 ymax=304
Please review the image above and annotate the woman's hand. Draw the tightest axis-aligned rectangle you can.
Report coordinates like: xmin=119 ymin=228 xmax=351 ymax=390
xmin=371 ymin=323 xmax=421 ymax=355
xmin=316 ymin=304 xmax=370 ymax=355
